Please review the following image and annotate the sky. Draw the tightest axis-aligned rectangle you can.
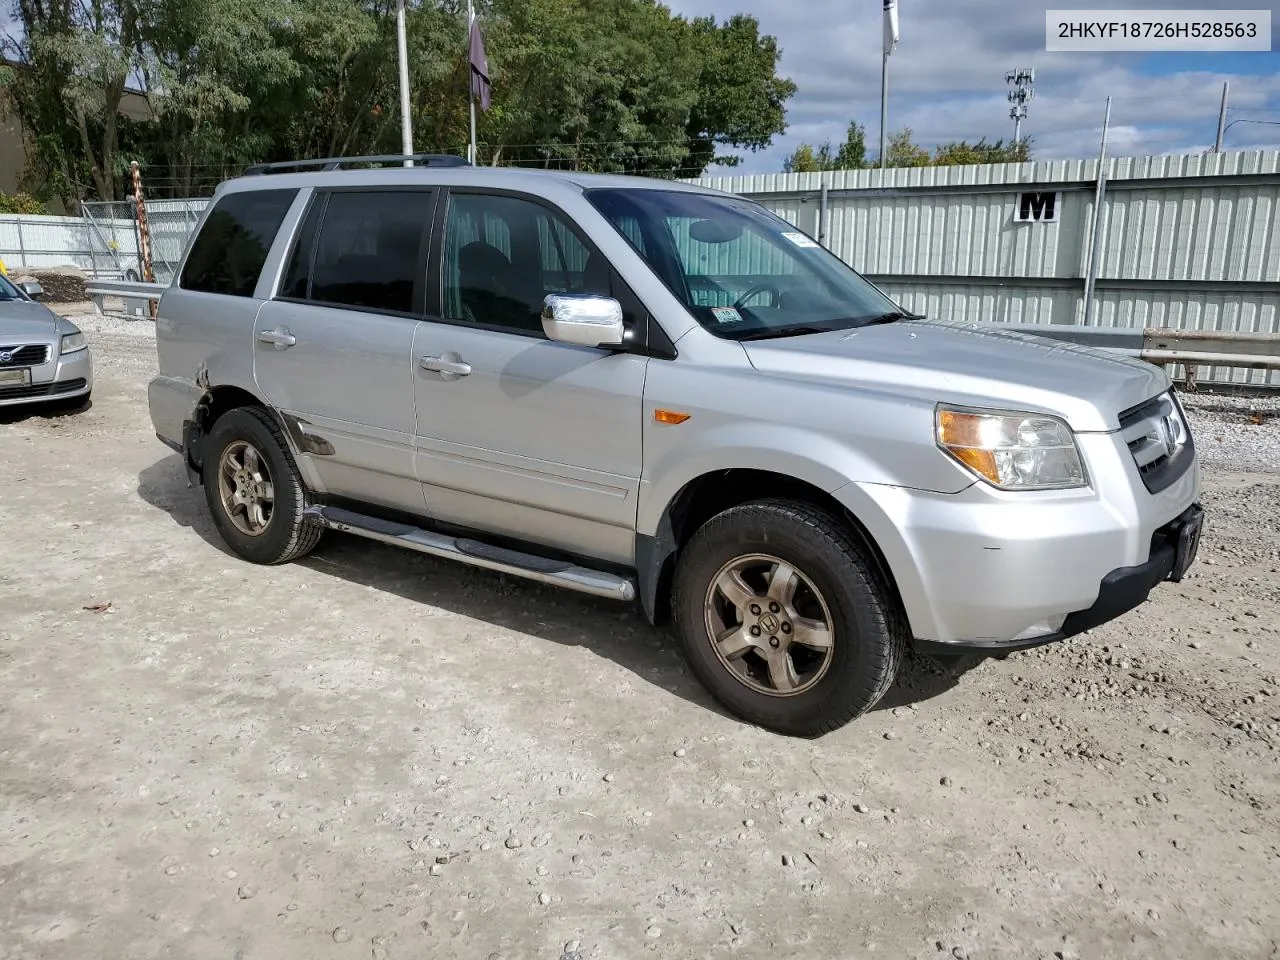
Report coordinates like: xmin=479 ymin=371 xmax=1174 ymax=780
xmin=666 ymin=0 xmax=1280 ymax=173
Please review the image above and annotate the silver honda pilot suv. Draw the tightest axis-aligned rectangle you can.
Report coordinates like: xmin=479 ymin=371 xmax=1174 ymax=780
xmin=149 ymin=154 xmax=1202 ymax=736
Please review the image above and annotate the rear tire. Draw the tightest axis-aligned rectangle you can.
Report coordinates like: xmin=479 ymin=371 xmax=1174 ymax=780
xmin=672 ymin=499 xmax=905 ymax=737
xmin=202 ymin=406 xmax=322 ymax=565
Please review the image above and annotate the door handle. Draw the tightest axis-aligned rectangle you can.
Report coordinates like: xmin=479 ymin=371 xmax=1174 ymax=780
xmin=259 ymin=328 xmax=296 ymax=349
xmin=420 ymin=354 xmax=472 ymax=379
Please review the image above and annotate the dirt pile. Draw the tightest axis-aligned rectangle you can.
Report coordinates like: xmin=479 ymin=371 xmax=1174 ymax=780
xmin=12 ymin=265 xmax=89 ymax=303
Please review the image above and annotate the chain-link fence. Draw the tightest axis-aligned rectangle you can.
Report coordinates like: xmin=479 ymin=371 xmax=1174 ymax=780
xmin=81 ymin=197 xmax=209 ymax=285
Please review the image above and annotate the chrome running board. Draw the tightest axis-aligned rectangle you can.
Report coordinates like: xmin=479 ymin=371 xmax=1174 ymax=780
xmin=304 ymin=505 xmax=636 ymax=602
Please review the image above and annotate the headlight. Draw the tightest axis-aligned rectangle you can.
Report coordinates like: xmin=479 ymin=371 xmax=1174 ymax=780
xmin=60 ymin=331 xmax=87 ymax=354
xmin=936 ymin=406 xmax=1086 ymax=490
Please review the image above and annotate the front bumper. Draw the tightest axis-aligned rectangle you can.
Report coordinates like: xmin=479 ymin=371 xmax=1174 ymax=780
xmin=0 ymin=346 xmax=92 ymax=408
xmin=915 ymin=503 xmax=1203 ymax=654
xmin=832 ymin=429 xmax=1201 ymax=649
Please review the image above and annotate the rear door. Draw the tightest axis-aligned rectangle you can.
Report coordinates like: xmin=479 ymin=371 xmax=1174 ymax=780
xmin=254 ymin=187 xmax=435 ymax=514
xmin=411 ymin=189 xmax=647 ymax=565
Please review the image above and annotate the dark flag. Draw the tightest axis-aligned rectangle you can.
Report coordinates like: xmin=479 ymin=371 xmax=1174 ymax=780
xmin=469 ymin=18 xmax=492 ymax=111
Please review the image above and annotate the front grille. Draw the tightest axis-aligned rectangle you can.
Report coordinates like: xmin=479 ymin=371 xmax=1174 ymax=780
xmin=0 ymin=344 xmax=51 ymax=367
xmin=0 ymin=378 xmax=87 ymax=401
xmin=1118 ymin=391 xmax=1195 ymax=494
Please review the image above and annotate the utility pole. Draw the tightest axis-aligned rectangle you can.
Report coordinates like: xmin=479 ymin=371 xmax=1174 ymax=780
xmin=880 ymin=53 xmax=890 ymax=170
xmin=1082 ymin=96 xmax=1113 ymax=328
xmin=1006 ymin=68 xmax=1035 ymax=146
xmin=1215 ymin=81 xmax=1230 ymax=153
xmin=396 ymin=0 xmax=413 ymax=166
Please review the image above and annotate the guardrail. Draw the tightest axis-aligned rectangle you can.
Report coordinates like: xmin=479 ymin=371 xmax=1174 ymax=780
xmin=1000 ymin=324 xmax=1280 ymax=387
xmin=85 ymin=278 xmax=169 ymax=320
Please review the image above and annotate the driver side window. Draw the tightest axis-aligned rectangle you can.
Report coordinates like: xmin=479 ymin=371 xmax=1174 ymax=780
xmin=442 ymin=192 xmax=614 ymax=335
xmin=664 ymin=216 xmax=802 ymax=308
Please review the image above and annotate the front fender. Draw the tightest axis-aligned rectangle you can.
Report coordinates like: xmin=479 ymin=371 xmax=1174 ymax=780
xmin=637 ymin=420 xmax=963 ymax=537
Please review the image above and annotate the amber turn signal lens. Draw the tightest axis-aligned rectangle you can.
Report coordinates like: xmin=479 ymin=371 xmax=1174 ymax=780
xmin=948 ymin=445 xmax=1000 ymax=484
xmin=655 ymin=409 xmax=691 ymax=425
xmin=937 ymin=409 xmax=986 ymax=448
xmin=937 ymin=410 xmax=1001 ymax=483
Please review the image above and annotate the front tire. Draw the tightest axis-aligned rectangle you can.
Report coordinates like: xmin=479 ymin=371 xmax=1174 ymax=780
xmin=47 ymin=390 xmax=91 ymax=414
xmin=202 ymin=406 xmax=322 ymax=565
xmin=672 ymin=500 xmax=906 ymax=737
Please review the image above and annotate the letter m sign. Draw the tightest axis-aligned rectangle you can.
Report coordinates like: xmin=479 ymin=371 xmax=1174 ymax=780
xmin=1015 ymin=191 xmax=1060 ymax=223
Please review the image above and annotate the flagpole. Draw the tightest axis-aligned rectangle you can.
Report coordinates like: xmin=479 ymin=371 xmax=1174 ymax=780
xmin=396 ymin=0 xmax=413 ymax=167
xmin=467 ymin=0 xmax=478 ymax=164
xmin=879 ymin=52 xmax=889 ymax=169
xmin=880 ymin=0 xmax=897 ymax=169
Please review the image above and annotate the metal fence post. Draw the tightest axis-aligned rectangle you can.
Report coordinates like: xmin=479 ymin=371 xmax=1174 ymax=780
xmin=818 ymin=178 xmax=829 ymax=249
xmin=15 ymin=217 xmax=26 ymax=267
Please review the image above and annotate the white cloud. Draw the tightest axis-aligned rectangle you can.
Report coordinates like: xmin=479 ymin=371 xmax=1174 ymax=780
xmin=668 ymin=0 xmax=1280 ymax=171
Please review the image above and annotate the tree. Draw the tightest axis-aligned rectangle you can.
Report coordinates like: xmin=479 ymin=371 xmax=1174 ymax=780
xmin=884 ymin=127 xmax=931 ymax=168
xmin=7 ymin=0 xmax=798 ymax=204
xmin=683 ymin=14 xmax=797 ymax=174
xmin=0 ymin=191 xmax=47 ymax=214
xmin=786 ymin=122 xmax=1034 ymax=172
xmin=783 ymin=122 xmax=867 ymax=173
xmin=6 ymin=0 xmax=150 ymax=204
xmin=462 ymin=1 xmax=795 ymax=177
xmin=932 ymin=137 xmax=1032 ymax=166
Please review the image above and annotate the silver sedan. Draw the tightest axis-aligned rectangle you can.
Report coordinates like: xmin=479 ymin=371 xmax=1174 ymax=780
xmin=0 ymin=274 xmax=93 ymax=411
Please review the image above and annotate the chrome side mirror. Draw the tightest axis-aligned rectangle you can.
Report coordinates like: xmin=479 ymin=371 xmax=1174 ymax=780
xmin=19 ymin=280 xmax=44 ymax=299
xmin=541 ymin=294 xmax=626 ymax=349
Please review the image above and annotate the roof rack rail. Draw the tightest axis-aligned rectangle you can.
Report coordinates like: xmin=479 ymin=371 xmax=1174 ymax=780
xmin=243 ymin=154 xmax=470 ymax=176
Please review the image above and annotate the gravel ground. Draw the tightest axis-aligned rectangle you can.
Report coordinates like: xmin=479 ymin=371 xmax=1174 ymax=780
xmin=1179 ymin=391 xmax=1280 ymax=475
xmin=1 ymin=322 xmax=1278 ymax=960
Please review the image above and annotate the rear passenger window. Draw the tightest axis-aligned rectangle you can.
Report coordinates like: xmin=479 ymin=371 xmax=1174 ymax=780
xmin=180 ymin=189 xmax=296 ymax=297
xmin=294 ymin=191 xmax=432 ymax=314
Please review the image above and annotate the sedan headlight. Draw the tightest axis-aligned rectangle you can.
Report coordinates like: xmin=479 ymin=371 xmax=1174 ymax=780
xmin=60 ymin=331 xmax=87 ymax=354
xmin=936 ymin=406 xmax=1086 ymax=490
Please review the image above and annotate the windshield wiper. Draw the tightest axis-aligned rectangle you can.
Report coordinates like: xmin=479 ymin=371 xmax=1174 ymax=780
xmin=733 ymin=312 xmax=926 ymax=341
xmin=857 ymin=311 xmax=924 ymax=326
xmin=734 ymin=325 xmax=834 ymax=341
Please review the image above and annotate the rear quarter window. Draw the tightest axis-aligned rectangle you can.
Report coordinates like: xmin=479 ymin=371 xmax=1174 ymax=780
xmin=180 ymin=189 xmax=298 ymax=297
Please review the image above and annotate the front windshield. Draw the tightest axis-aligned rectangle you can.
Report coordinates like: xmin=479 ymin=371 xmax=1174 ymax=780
xmin=0 ymin=274 xmax=21 ymax=301
xmin=586 ymin=188 xmax=908 ymax=340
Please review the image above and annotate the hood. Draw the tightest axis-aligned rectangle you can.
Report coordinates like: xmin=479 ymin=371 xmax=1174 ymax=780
xmin=0 ymin=299 xmax=60 ymax=338
xmin=742 ymin=318 xmax=1168 ymax=432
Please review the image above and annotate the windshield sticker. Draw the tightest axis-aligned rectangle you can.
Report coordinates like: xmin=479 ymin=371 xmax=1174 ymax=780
xmin=711 ymin=306 xmax=743 ymax=324
xmin=781 ymin=231 xmax=820 ymax=248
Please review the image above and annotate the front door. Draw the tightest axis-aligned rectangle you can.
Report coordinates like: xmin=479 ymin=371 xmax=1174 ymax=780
xmin=254 ymin=187 xmax=434 ymax=514
xmin=412 ymin=190 xmax=646 ymax=565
